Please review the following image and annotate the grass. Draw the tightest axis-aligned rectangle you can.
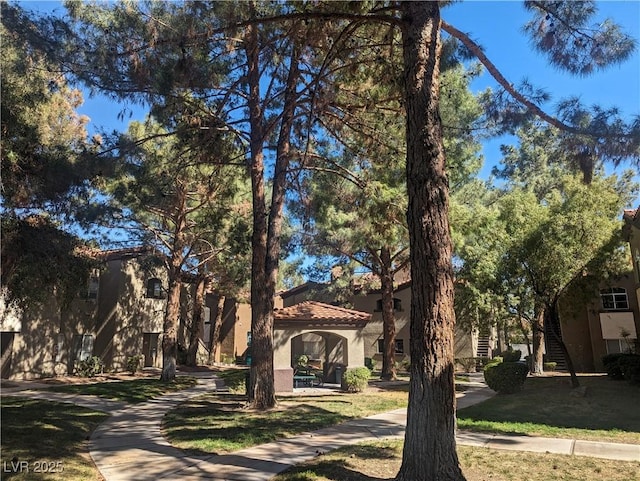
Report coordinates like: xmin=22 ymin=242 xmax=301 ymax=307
xmin=215 ymin=368 xmax=249 ymax=393
xmin=457 ymin=374 xmax=640 ymax=444
xmin=163 ymin=390 xmax=409 ymax=455
xmin=0 ymin=397 xmax=107 ymax=481
xmin=164 ymin=371 xmax=640 ymax=455
xmin=49 ymin=376 xmax=198 ymax=403
xmin=271 ymin=440 xmax=640 ymax=481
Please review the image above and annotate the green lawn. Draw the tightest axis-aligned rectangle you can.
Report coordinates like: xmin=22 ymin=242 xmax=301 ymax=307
xmin=50 ymin=376 xmax=198 ymax=403
xmin=272 ymin=440 xmax=640 ymax=481
xmin=215 ymin=368 xmax=249 ymax=393
xmin=458 ymin=374 xmax=640 ymax=444
xmin=163 ymin=391 xmax=409 ymax=455
xmin=164 ymin=371 xmax=640 ymax=455
xmin=0 ymin=397 xmax=107 ymax=481
xmin=3 ymin=371 xmax=638 ymax=481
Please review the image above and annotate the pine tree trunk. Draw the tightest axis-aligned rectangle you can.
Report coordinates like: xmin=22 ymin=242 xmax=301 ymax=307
xmin=380 ymin=246 xmax=397 ymax=381
xmin=186 ymin=275 xmax=206 ymax=367
xmin=207 ymin=294 xmax=225 ymax=365
xmin=161 ymin=275 xmax=181 ymax=382
xmin=160 ymin=189 xmax=187 ymax=383
xmin=396 ymin=2 xmax=465 ymax=480
xmin=531 ymin=304 xmax=545 ymax=374
xmin=245 ymin=18 xmax=276 ymax=408
xmin=246 ymin=18 xmax=301 ymax=409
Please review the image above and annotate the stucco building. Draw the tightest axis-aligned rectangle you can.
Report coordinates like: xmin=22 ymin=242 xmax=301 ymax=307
xmin=0 ymin=245 xmax=255 ymax=380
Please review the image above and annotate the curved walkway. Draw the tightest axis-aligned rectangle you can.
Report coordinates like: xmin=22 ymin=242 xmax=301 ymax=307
xmin=4 ymin=374 xmax=639 ymax=481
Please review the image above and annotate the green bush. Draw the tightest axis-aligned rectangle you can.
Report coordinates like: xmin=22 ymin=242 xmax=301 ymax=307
xmin=625 ymin=361 xmax=640 ymax=385
xmin=456 ymin=357 xmax=478 ymax=372
xmin=364 ymin=357 xmax=376 ymax=371
xmin=475 ymin=357 xmax=492 ymax=369
xmin=485 ymin=356 xmax=503 ymax=368
xmin=295 ymin=354 xmax=309 ymax=367
xmin=76 ymin=356 xmax=104 ymax=377
xmin=484 ymin=361 xmax=528 ymax=394
xmin=543 ymin=361 xmax=557 ymax=372
xmin=220 ymin=354 xmax=236 ymax=365
xmin=127 ymin=355 xmax=143 ymax=374
xmin=341 ymin=367 xmax=370 ymax=393
xmin=399 ymin=358 xmax=411 ymax=372
xmin=500 ymin=349 xmax=522 ymax=363
xmin=603 ymin=353 xmax=640 ymax=383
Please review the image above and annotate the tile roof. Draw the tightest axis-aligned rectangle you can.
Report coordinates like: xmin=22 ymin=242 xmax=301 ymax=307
xmin=623 ymin=208 xmax=638 ymax=221
xmin=274 ymin=301 xmax=371 ymax=327
xmin=623 ymin=207 xmax=640 ymax=233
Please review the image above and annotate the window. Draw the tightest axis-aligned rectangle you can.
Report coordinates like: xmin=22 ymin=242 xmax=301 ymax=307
xmin=606 ymin=339 xmax=633 ymax=354
xmin=72 ymin=334 xmax=94 ymax=362
xmin=146 ymin=278 xmax=165 ymax=299
xmin=79 ymin=275 xmax=99 ymax=300
xmin=600 ymin=287 xmax=629 ymax=311
xmin=377 ymin=339 xmax=405 ymax=354
xmin=87 ymin=276 xmax=99 ymax=299
xmin=375 ymin=298 xmax=404 ymax=312
xmin=55 ymin=333 xmax=65 ymax=363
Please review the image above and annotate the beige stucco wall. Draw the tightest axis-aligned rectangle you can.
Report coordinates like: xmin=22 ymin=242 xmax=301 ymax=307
xmin=1 ymin=254 xmax=169 ymax=379
xmin=273 ymin=327 xmax=365 ymax=370
xmin=351 ymin=287 xmax=410 ymax=368
xmin=560 ymin=273 xmax=639 ymax=372
xmin=350 ymin=285 xmax=475 ymax=368
xmin=2 ymin=291 xmax=101 ymax=379
xmin=99 ymin=257 xmax=165 ymax=371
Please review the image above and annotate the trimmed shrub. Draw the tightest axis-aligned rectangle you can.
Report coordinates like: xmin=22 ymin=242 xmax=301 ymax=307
xmin=484 ymin=361 xmax=528 ymax=394
xmin=476 ymin=357 xmax=492 ymax=369
xmin=603 ymin=353 xmax=640 ymax=384
xmin=364 ymin=357 xmax=376 ymax=371
xmin=76 ymin=356 xmax=104 ymax=377
xmin=485 ymin=356 xmax=503 ymax=368
xmin=543 ymin=361 xmax=557 ymax=372
xmin=500 ymin=349 xmax=522 ymax=363
xmin=625 ymin=361 xmax=640 ymax=385
xmin=127 ymin=355 xmax=143 ymax=374
xmin=455 ymin=357 xmax=477 ymax=373
xmin=341 ymin=367 xmax=371 ymax=393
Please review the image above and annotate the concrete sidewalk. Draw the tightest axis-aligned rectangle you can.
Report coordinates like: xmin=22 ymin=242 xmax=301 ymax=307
xmin=3 ymin=374 xmax=639 ymax=481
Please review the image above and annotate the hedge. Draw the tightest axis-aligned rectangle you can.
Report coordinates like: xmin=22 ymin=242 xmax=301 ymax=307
xmin=602 ymin=353 xmax=640 ymax=385
xmin=500 ymin=349 xmax=522 ymax=363
xmin=484 ymin=361 xmax=529 ymax=394
xmin=341 ymin=367 xmax=371 ymax=393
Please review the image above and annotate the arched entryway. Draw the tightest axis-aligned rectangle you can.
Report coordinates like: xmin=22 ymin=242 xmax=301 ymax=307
xmin=290 ymin=331 xmax=348 ymax=383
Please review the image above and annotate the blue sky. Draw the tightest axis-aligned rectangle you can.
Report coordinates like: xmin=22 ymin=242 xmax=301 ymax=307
xmin=23 ymin=1 xmax=640 ymax=203
xmin=443 ymin=1 xmax=640 ymax=179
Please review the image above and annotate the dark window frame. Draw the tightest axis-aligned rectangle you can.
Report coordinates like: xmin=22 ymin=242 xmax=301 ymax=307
xmin=600 ymin=287 xmax=629 ymax=311
xmin=377 ymin=338 xmax=405 ymax=354
xmin=146 ymin=278 xmax=165 ymax=299
xmin=374 ymin=298 xmax=404 ymax=312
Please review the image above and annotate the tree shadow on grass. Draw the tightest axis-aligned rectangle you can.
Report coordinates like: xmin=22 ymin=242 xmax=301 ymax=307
xmin=276 ymin=444 xmax=400 ymax=481
xmin=163 ymin=396 xmax=352 ymax=457
xmin=286 ymin=461 xmax=391 ymax=481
